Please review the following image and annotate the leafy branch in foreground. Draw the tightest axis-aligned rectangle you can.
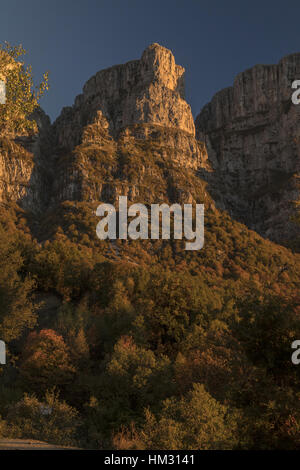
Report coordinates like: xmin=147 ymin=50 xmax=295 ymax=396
xmin=0 ymin=42 xmax=49 ymax=134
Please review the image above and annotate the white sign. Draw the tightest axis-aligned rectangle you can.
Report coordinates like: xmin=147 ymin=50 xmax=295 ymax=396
xmin=0 ymin=80 xmax=6 ymax=104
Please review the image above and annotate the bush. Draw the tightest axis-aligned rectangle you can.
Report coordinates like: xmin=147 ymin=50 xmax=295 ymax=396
xmin=6 ymin=390 xmax=81 ymax=446
xmin=139 ymin=383 xmax=238 ymax=450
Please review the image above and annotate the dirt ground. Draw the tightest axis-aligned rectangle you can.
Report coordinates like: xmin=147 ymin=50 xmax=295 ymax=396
xmin=0 ymin=438 xmax=79 ymax=450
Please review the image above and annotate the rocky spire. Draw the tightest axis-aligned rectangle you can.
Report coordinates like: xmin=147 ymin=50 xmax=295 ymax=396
xmin=53 ymin=43 xmax=195 ymax=150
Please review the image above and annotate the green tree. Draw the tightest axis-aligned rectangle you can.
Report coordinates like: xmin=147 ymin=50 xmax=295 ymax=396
xmin=89 ymin=336 xmax=173 ymax=437
xmin=140 ymin=383 xmax=238 ymax=450
xmin=0 ymin=42 xmax=48 ymax=134
xmin=20 ymin=329 xmax=76 ymax=393
xmin=0 ymin=225 xmax=36 ymax=343
xmin=6 ymin=389 xmax=81 ymax=446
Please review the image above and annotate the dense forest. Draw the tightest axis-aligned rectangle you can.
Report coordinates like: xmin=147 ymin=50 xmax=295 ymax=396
xmin=0 ymin=199 xmax=299 ymax=449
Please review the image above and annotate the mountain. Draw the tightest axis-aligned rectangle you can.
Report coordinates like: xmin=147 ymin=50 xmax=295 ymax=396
xmin=47 ymin=43 xmax=208 ymax=214
xmin=0 ymin=43 xmax=299 ymax=450
xmin=0 ymin=42 xmax=298 ymax=284
xmin=196 ymin=54 xmax=300 ymax=248
xmin=0 ymin=43 xmax=299 ymax=250
xmin=0 ymin=43 xmax=298 ymax=296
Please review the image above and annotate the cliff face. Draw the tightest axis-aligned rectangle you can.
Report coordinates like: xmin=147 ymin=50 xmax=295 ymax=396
xmin=49 ymin=43 xmax=208 ymax=208
xmin=53 ymin=43 xmax=196 ymax=149
xmin=0 ymin=107 xmax=52 ymax=213
xmin=0 ymin=44 xmax=208 ymax=218
xmin=0 ymin=44 xmax=299 ymax=248
xmin=195 ymin=54 xmax=300 ymax=246
xmin=0 ymin=138 xmax=34 ymax=207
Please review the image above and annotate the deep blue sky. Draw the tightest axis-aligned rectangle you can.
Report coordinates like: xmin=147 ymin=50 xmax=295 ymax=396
xmin=1 ymin=0 xmax=300 ymax=121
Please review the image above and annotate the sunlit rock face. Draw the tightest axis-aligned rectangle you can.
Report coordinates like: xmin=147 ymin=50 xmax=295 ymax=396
xmin=0 ymin=106 xmax=52 ymax=213
xmin=195 ymin=53 xmax=300 ymax=246
xmin=53 ymin=43 xmax=196 ymax=150
xmin=0 ymin=44 xmax=208 ymax=218
xmin=48 ymin=44 xmax=208 ymax=208
xmin=0 ymin=45 xmax=299 ymax=249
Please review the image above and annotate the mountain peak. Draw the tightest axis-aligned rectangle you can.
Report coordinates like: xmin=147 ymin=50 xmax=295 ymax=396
xmin=140 ymin=43 xmax=186 ymax=98
xmin=53 ymin=43 xmax=195 ymax=151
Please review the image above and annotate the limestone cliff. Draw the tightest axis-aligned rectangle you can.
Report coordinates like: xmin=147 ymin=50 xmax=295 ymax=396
xmin=0 ymin=44 xmax=299 ymax=249
xmin=0 ymin=107 xmax=52 ymax=213
xmin=53 ymin=43 xmax=195 ymax=149
xmin=49 ymin=44 xmax=208 ymax=208
xmin=195 ymin=54 xmax=300 ymax=246
xmin=0 ymin=44 xmax=208 ymax=218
